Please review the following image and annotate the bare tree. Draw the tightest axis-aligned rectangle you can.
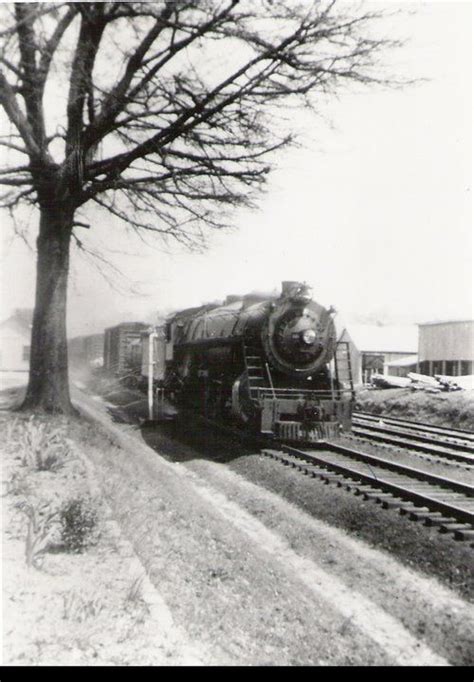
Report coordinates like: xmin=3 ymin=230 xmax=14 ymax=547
xmin=0 ymin=1 xmax=399 ymax=413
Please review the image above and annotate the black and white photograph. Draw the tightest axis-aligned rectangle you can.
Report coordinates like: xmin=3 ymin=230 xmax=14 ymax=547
xmin=0 ymin=0 xmax=472 ymax=667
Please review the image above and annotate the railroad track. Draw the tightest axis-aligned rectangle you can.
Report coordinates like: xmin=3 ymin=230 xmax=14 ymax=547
xmin=354 ymin=411 xmax=474 ymax=442
xmin=262 ymin=443 xmax=474 ymax=545
xmin=351 ymin=412 xmax=474 ymax=466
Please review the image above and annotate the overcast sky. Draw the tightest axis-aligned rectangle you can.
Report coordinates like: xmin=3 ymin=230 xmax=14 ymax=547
xmin=0 ymin=0 xmax=472 ymax=337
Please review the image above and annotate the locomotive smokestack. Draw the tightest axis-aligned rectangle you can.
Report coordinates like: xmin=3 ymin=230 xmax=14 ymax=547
xmin=281 ymin=281 xmax=313 ymax=303
xmin=281 ymin=281 xmax=300 ymax=296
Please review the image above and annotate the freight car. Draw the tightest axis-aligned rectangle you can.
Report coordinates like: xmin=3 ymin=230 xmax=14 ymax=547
xmin=68 ymin=333 xmax=104 ymax=369
xmin=104 ymin=322 xmax=148 ymax=375
xmin=143 ymin=282 xmax=354 ymax=443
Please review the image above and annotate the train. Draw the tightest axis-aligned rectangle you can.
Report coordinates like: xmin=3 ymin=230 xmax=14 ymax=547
xmin=141 ymin=281 xmax=354 ymax=443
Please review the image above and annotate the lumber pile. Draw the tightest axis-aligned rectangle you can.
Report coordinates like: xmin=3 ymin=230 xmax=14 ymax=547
xmin=370 ymin=372 xmax=474 ymax=392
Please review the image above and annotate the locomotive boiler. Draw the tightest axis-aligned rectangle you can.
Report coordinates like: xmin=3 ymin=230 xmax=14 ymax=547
xmin=146 ymin=281 xmax=354 ymax=443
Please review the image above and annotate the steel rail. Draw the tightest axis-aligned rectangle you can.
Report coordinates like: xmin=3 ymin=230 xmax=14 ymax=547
xmin=353 ymin=411 xmax=474 ymax=441
xmin=350 ymin=425 xmax=474 ymax=465
xmin=352 ymin=418 xmax=474 ymax=453
xmin=278 ymin=444 xmax=474 ymax=527
xmin=309 ymin=442 xmax=474 ymax=494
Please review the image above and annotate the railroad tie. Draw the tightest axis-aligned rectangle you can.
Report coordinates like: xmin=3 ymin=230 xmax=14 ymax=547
xmin=438 ymin=522 xmax=471 ymax=534
xmin=423 ymin=514 xmax=454 ymax=527
xmin=453 ymin=528 xmax=474 ymax=541
xmin=381 ymin=498 xmax=404 ymax=510
xmin=372 ymin=493 xmax=394 ymax=503
xmin=397 ymin=503 xmax=420 ymax=515
xmin=408 ymin=507 xmax=431 ymax=521
xmin=353 ymin=485 xmax=376 ymax=497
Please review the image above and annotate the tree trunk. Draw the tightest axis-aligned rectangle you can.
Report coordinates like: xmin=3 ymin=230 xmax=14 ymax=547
xmin=21 ymin=204 xmax=75 ymax=414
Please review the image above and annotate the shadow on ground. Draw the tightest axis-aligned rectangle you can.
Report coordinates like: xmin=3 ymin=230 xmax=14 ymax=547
xmin=0 ymin=380 xmax=257 ymax=465
xmin=138 ymin=413 xmax=259 ymax=465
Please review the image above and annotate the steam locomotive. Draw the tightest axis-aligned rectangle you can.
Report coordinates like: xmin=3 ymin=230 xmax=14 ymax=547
xmin=144 ymin=281 xmax=354 ymax=443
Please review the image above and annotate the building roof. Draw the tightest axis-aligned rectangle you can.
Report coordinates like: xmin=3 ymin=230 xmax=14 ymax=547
xmin=418 ymin=319 xmax=474 ymax=327
xmin=386 ymin=354 xmax=418 ymax=367
xmin=348 ymin=324 xmax=418 ymax=354
xmin=104 ymin=321 xmax=147 ymax=332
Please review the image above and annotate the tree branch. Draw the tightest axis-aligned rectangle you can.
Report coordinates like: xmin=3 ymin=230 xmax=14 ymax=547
xmin=37 ymin=5 xmax=78 ymax=93
xmin=0 ymin=69 xmax=42 ymax=159
xmin=65 ymin=3 xmax=107 ymax=157
xmin=84 ymin=0 xmax=239 ymax=151
xmin=14 ymin=3 xmax=45 ymax=145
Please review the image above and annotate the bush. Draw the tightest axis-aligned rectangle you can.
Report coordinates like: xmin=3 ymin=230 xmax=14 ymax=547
xmin=59 ymin=497 xmax=98 ymax=552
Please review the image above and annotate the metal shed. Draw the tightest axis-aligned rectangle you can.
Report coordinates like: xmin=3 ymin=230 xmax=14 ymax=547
xmin=418 ymin=320 xmax=474 ymax=376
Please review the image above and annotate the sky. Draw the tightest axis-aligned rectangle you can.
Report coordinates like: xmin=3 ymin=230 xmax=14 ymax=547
xmin=0 ymin=0 xmax=472 ymax=337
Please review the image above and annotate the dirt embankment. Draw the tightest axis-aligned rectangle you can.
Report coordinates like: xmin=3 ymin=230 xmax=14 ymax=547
xmin=2 ymin=381 xmax=474 ymax=666
xmin=75 ymin=389 xmax=474 ymax=665
xmin=356 ymin=388 xmax=474 ymax=432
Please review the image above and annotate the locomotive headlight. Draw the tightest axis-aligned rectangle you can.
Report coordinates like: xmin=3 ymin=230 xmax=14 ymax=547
xmin=302 ymin=329 xmax=317 ymax=345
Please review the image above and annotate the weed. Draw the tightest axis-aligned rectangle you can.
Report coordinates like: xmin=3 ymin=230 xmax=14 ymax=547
xmin=14 ymin=417 xmax=70 ymax=471
xmin=62 ymin=592 xmax=105 ymax=622
xmin=339 ymin=615 xmax=354 ymax=636
xmin=124 ymin=575 xmax=149 ymax=625
xmin=125 ymin=575 xmax=148 ymax=608
xmin=6 ymin=471 xmax=32 ymax=497
xmin=59 ymin=496 xmax=98 ymax=552
xmin=18 ymin=501 xmax=59 ymax=568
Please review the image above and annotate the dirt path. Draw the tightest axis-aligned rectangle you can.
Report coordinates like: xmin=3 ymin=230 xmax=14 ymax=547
xmin=181 ymin=467 xmax=448 ymax=665
xmin=73 ymin=389 xmax=473 ymax=665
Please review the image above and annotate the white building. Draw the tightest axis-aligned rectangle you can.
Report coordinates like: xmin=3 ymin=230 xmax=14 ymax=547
xmin=0 ymin=309 xmax=33 ymax=372
xmin=348 ymin=324 xmax=418 ymax=384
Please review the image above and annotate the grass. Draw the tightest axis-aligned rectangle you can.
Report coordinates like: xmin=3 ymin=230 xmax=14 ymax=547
xmin=72 ymin=419 xmax=393 ymax=665
xmin=2 ymin=415 xmax=99 ymax=565
xmin=4 ymin=378 xmax=473 ymax=665
xmin=0 ymin=404 xmax=204 ymax=666
xmin=356 ymin=387 xmax=474 ymax=431
xmin=69 ymin=377 xmax=474 ymax=665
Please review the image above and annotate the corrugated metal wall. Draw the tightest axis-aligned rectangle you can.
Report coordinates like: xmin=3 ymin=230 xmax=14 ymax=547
xmin=418 ymin=321 xmax=474 ymax=362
